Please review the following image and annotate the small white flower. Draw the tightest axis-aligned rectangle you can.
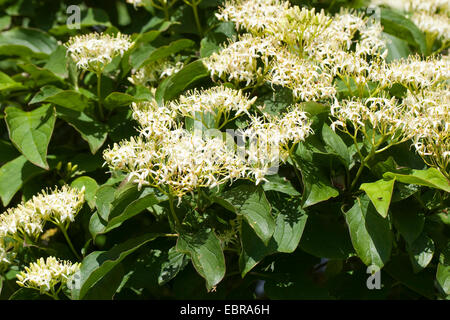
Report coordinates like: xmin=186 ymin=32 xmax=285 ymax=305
xmin=16 ymin=257 xmax=80 ymax=294
xmin=65 ymin=32 xmax=133 ymax=73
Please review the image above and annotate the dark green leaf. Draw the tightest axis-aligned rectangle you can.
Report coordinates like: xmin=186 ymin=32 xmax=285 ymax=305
xmin=345 ymin=195 xmax=392 ymax=269
xmin=73 ymin=233 xmax=162 ymax=300
xmin=56 ymin=107 xmax=108 ymax=154
xmin=216 ymin=184 xmax=275 ymax=245
xmin=0 ymin=156 xmax=44 ymax=206
xmin=177 ymin=228 xmax=226 ymax=290
xmin=155 ymin=60 xmax=209 ymax=104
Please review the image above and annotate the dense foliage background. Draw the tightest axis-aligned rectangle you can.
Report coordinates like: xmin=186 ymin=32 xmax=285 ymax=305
xmin=0 ymin=0 xmax=448 ymax=300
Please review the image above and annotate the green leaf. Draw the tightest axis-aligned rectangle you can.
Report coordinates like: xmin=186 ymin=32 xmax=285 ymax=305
xmin=49 ymin=8 xmax=112 ymax=36
xmin=56 ymin=107 xmax=108 ymax=154
xmin=30 ymin=86 xmax=91 ymax=112
xmin=155 ymin=60 xmax=209 ymax=104
xmin=437 ymin=263 xmax=450 ymax=296
xmin=43 ymin=45 xmax=68 ymax=78
xmin=408 ymin=233 xmax=434 ymax=273
xmin=0 ymin=155 xmax=44 ymax=206
xmin=262 ymin=174 xmax=300 ymax=196
xmin=383 ymin=168 xmax=450 ymax=193
xmin=345 ymin=195 xmax=392 ymax=269
xmin=380 ymin=8 xmax=427 ymax=54
xmin=90 ymin=186 xmax=166 ymax=236
xmin=200 ymin=32 xmax=227 ymax=58
xmin=103 ymin=92 xmax=138 ymax=110
xmin=239 ymin=195 xmax=308 ymax=276
xmin=18 ymin=63 xmax=64 ymax=87
xmin=0 ymin=28 xmax=57 ymax=58
xmin=321 ymin=123 xmax=350 ymax=167
xmin=73 ymin=233 xmax=162 ymax=300
xmin=270 ymin=194 xmax=308 ymax=253
xmin=255 ymin=87 xmax=293 ymax=116
xmin=5 ymin=105 xmax=56 ymax=169
xmin=71 ymin=176 xmax=99 ymax=209
xmin=360 ymin=178 xmax=396 ymax=218
xmin=177 ymin=228 xmax=226 ymax=290
xmin=299 ymin=102 xmax=329 ymax=116
xmin=384 ymin=254 xmax=435 ymax=299
xmin=0 ymin=139 xmax=20 ymax=163
xmin=138 ymin=39 xmax=195 ymax=69
xmin=391 ymin=204 xmax=425 ymax=245
xmin=383 ymin=33 xmax=411 ymax=63
xmin=216 ymin=184 xmax=275 ymax=245
xmin=300 ymin=212 xmax=355 ymax=260
xmin=159 ymin=247 xmax=189 ymax=285
xmin=295 ymin=144 xmax=339 ymax=208
xmin=0 ymin=71 xmax=23 ymax=91
xmin=8 ymin=288 xmax=42 ymax=300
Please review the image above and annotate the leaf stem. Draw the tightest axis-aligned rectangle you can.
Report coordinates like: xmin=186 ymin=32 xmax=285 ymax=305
xmin=168 ymin=193 xmax=181 ymax=230
xmin=96 ymin=72 xmax=105 ymax=121
xmin=58 ymin=224 xmax=81 ymax=261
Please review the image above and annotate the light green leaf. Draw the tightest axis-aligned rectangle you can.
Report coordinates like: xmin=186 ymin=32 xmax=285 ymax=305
xmin=384 ymin=168 xmax=450 ymax=192
xmin=0 ymin=28 xmax=57 ymax=58
xmin=360 ymin=178 xmax=396 ymax=218
xmin=383 ymin=33 xmax=411 ymax=62
xmin=345 ymin=195 xmax=392 ymax=269
xmin=90 ymin=186 xmax=166 ymax=236
xmin=437 ymin=263 xmax=450 ymax=296
xmin=408 ymin=232 xmax=434 ymax=273
xmin=71 ymin=176 xmax=99 ymax=209
xmin=0 ymin=71 xmax=23 ymax=91
xmin=177 ymin=228 xmax=226 ymax=290
xmin=5 ymin=105 xmax=56 ymax=169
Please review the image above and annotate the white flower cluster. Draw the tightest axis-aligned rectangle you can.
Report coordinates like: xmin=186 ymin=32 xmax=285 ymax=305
xmin=216 ymin=0 xmax=290 ymax=34
xmin=241 ymin=107 xmax=313 ymax=183
xmin=268 ymin=47 xmax=336 ymax=101
xmin=129 ymin=57 xmax=184 ymax=88
xmin=16 ymin=257 xmax=80 ymax=294
xmin=404 ymin=86 xmax=449 ymax=174
xmin=330 ymin=97 xmax=413 ymax=143
xmin=65 ymin=32 xmax=133 ymax=73
xmin=211 ymin=0 xmax=387 ymax=101
xmin=169 ymin=85 xmax=257 ymax=123
xmin=204 ymin=34 xmax=278 ymax=86
xmin=371 ymin=55 xmax=450 ymax=90
xmin=126 ymin=0 xmax=144 ymax=7
xmin=0 ymin=186 xmax=85 ymax=241
xmin=104 ymin=87 xmax=313 ymax=195
xmin=104 ymin=129 xmax=249 ymax=197
xmin=30 ymin=185 xmax=86 ymax=226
